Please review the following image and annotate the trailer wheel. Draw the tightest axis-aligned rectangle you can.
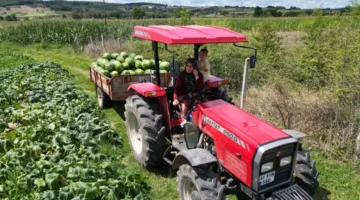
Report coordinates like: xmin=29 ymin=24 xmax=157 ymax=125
xmin=211 ymin=86 xmax=233 ymax=104
xmin=294 ymin=145 xmax=319 ymax=196
xmin=95 ymin=85 xmax=111 ymax=108
xmin=177 ymin=164 xmax=225 ymax=200
xmin=124 ymin=95 xmax=166 ymax=168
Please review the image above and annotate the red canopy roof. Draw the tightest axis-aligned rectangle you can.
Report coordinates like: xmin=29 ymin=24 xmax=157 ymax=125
xmin=132 ymin=25 xmax=248 ymax=45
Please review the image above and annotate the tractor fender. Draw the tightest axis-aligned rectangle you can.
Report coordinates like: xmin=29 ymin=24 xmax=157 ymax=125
xmin=128 ymin=82 xmax=166 ymax=97
xmin=282 ymin=129 xmax=307 ymax=139
xmin=172 ymin=149 xmax=217 ymax=169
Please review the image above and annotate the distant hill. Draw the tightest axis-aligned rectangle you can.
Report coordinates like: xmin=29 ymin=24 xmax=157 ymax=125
xmin=0 ymin=0 xmax=350 ymax=20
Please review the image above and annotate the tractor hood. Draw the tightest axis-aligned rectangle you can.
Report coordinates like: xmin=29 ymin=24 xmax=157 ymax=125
xmin=197 ymin=100 xmax=290 ymax=146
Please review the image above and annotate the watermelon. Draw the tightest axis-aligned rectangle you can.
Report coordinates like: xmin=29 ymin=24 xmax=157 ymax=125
xmin=141 ymin=59 xmax=154 ymax=70
xmin=100 ymin=59 xmax=109 ymax=68
xmin=144 ymin=69 xmax=155 ymax=74
xmin=135 ymin=60 xmax=142 ymax=69
xmin=96 ymin=58 xmax=103 ymax=65
xmin=116 ymin=56 xmax=125 ymax=63
xmin=128 ymin=70 xmax=136 ymax=75
xmin=125 ymin=57 xmax=135 ymax=69
xmin=109 ymin=60 xmax=116 ymax=68
xmin=104 ymin=63 xmax=114 ymax=71
xmin=110 ymin=71 xmax=119 ymax=77
xmin=103 ymin=70 xmax=111 ymax=77
xmin=160 ymin=70 xmax=168 ymax=73
xmin=111 ymin=53 xmax=120 ymax=59
xmin=90 ymin=62 xmax=98 ymax=68
xmin=102 ymin=53 xmax=111 ymax=60
xmin=122 ymin=62 xmax=130 ymax=70
xmin=134 ymin=55 xmax=143 ymax=61
xmin=129 ymin=53 xmax=136 ymax=58
xmin=121 ymin=70 xmax=130 ymax=75
xmin=160 ymin=61 xmax=170 ymax=71
xmin=120 ymin=52 xmax=129 ymax=59
xmin=114 ymin=61 xmax=123 ymax=72
xmin=135 ymin=69 xmax=144 ymax=75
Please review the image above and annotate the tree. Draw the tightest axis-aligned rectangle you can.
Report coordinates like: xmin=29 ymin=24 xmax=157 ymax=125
xmin=254 ymin=6 xmax=263 ymax=17
xmin=5 ymin=14 xmax=17 ymax=21
xmin=290 ymin=6 xmax=300 ymax=10
xmin=350 ymin=0 xmax=360 ymax=15
xmin=220 ymin=10 xmax=229 ymax=15
xmin=0 ymin=16 xmax=3 ymax=20
xmin=173 ymin=8 xmax=181 ymax=18
xmin=62 ymin=13 xmax=67 ymax=19
xmin=269 ymin=9 xmax=278 ymax=17
xmin=71 ymin=11 xmax=82 ymax=19
xmin=180 ymin=8 xmax=190 ymax=24
xmin=130 ymin=6 xmax=146 ymax=19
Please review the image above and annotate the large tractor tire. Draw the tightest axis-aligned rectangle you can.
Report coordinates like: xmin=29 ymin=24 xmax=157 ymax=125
xmin=124 ymin=95 xmax=166 ymax=168
xmin=177 ymin=164 xmax=225 ymax=200
xmin=95 ymin=84 xmax=111 ymax=108
xmin=211 ymin=86 xmax=233 ymax=104
xmin=293 ymin=145 xmax=319 ymax=196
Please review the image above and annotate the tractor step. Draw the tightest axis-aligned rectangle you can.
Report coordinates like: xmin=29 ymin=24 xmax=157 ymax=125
xmin=162 ymin=134 xmax=188 ymax=166
xmin=171 ymin=134 xmax=188 ymax=151
xmin=269 ymin=184 xmax=313 ymax=200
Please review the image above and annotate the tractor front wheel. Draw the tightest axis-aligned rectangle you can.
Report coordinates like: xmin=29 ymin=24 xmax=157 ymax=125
xmin=293 ymin=145 xmax=319 ymax=196
xmin=124 ymin=95 xmax=166 ymax=168
xmin=177 ymin=164 xmax=225 ymax=200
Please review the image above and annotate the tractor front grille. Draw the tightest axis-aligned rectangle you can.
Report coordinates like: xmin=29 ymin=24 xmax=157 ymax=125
xmin=258 ymin=143 xmax=296 ymax=192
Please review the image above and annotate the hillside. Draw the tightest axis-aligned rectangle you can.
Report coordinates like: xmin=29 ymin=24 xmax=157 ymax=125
xmin=0 ymin=0 xmax=351 ymax=20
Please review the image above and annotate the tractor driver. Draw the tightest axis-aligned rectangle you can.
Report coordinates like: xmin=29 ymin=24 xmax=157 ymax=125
xmin=173 ymin=58 xmax=205 ymax=119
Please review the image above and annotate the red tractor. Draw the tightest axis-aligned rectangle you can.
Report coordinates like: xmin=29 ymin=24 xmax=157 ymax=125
xmin=124 ymin=25 xmax=319 ymax=200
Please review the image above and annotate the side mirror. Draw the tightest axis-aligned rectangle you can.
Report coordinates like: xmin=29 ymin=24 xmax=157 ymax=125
xmin=250 ymin=55 xmax=256 ymax=68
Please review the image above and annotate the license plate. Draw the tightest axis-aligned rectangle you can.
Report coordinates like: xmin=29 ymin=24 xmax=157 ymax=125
xmin=259 ymin=171 xmax=275 ymax=186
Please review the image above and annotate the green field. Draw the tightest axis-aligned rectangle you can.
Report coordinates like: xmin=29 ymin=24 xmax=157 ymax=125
xmin=0 ymin=15 xmax=359 ymax=199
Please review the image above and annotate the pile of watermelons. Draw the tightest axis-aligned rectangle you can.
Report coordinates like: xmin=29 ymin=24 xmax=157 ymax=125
xmin=90 ymin=52 xmax=170 ymax=77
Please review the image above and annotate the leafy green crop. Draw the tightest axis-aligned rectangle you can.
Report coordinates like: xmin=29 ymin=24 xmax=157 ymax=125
xmin=0 ymin=62 xmax=150 ymax=199
xmin=0 ymin=52 xmax=35 ymax=71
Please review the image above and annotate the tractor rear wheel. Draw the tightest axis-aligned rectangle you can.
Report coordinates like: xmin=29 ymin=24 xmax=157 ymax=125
xmin=95 ymin=84 xmax=111 ymax=108
xmin=293 ymin=145 xmax=319 ymax=196
xmin=177 ymin=164 xmax=225 ymax=200
xmin=211 ymin=86 xmax=233 ymax=104
xmin=124 ymin=95 xmax=166 ymax=168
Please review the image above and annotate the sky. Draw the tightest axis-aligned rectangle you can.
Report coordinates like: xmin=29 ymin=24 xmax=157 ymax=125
xmin=66 ymin=0 xmax=351 ymax=9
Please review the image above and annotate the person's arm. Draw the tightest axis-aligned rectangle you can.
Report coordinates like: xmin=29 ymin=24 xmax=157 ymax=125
xmin=203 ymin=60 xmax=210 ymax=72
xmin=173 ymin=72 xmax=183 ymax=101
xmin=195 ymin=73 xmax=205 ymax=92
xmin=197 ymin=61 xmax=205 ymax=71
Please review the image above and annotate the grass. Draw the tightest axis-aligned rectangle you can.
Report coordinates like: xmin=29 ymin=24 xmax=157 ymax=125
xmin=0 ymin=41 xmax=359 ymax=200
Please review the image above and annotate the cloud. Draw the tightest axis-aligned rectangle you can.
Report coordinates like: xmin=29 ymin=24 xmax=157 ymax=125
xmin=66 ymin=0 xmax=351 ymax=9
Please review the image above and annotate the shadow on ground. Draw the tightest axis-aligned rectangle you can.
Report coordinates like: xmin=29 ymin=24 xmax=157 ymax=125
xmin=112 ymin=101 xmax=126 ymax=120
xmin=147 ymin=160 xmax=177 ymax=178
xmin=314 ymin=186 xmax=331 ymax=200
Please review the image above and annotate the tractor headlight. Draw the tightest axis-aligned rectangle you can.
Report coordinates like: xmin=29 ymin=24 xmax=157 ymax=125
xmin=261 ymin=162 xmax=274 ymax=173
xmin=280 ymin=156 xmax=292 ymax=167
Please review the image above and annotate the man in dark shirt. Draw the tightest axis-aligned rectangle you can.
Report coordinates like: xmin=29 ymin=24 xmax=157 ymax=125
xmin=173 ymin=58 xmax=205 ymax=119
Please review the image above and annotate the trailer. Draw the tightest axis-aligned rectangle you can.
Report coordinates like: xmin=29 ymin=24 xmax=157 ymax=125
xmin=89 ymin=66 xmax=171 ymax=108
